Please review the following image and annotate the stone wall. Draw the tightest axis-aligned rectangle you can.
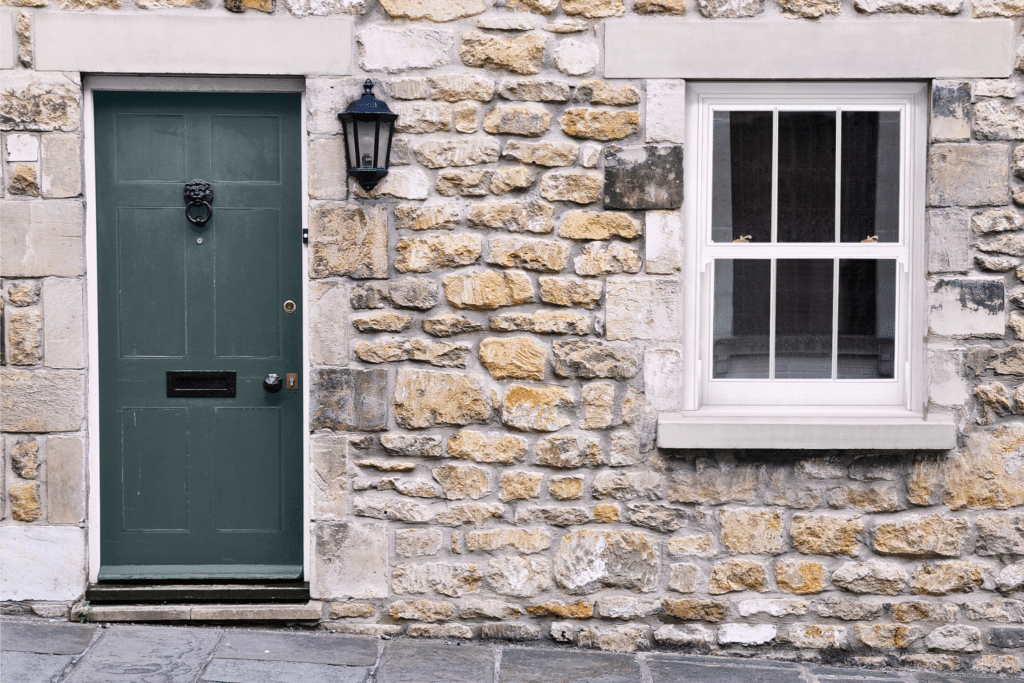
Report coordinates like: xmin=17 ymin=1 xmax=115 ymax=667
xmin=3 ymin=0 xmax=1024 ymax=675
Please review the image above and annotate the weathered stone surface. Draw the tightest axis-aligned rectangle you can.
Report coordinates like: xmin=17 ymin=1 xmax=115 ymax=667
xmin=979 ymin=79 xmax=1018 ymax=100
xmin=873 ymin=515 xmax=967 ymax=557
xmin=854 ymin=623 xmax=923 ymax=649
xmin=562 ymin=0 xmax=624 ymax=16
xmin=461 ymin=599 xmax=525 ymax=619
xmin=486 ymin=556 xmax=551 ymax=597
xmin=352 ymin=312 xmax=413 ymax=333
xmin=594 ymin=503 xmax=621 ymax=523
xmin=456 ymin=102 xmax=479 ymax=133
xmin=668 ymin=534 xmax=715 ymax=558
xmin=490 ymin=310 xmax=589 ymax=336
xmin=574 ymin=242 xmax=642 ymax=276
xmin=990 ymin=625 xmax=1024 ymax=647
xmin=490 ymin=166 xmax=537 ymax=195
xmin=432 ymin=464 xmax=490 ymax=500
xmin=498 ymin=471 xmax=544 ymax=501
xmin=832 ymin=560 xmax=907 ymax=595
xmin=977 ymin=513 xmax=1024 ymax=555
xmin=786 ymin=624 xmax=846 ymax=649
xmin=554 ymin=39 xmax=599 ymax=77
xmin=996 ymin=562 xmax=1024 ymax=593
xmin=776 ymin=0 xmax=839 ymax=15
xmin=394 ymin=102 xmax=452 ymax=133
xmin=502 ymin=384 xmax=575 ymax=431
xmin=313 ymin=522 xmax=389 ymax=600
xmin=928 ymin=208 xmax=970 ymax=273
xmin=791 ymin=515 xmax=863 ymax=556
xmin=8 ymin=164 xmax=39 ymax=196
xmin=354 ymin=497 xmax=436 ymax=523
xmin=469 ymin=201 xmax=554 ymax=233
xmin=928 ymin=143 xmax=1008 ymax=207
xmin=487 ymin=235 xmax=568 ymax=272
xmin=576 ymin=624 xmax=651 ymax=653
xmin=775 ymin=559 xmax=826 ymax=595
xmin=10 ymin=439 xmax=39 ymax=480
xmin=396 ymin=529 xmax=443 ymax=557
xmin=580 ymin=382 xmax=615 ymax=430
xmin=435 ymin=502 xmax=504 ymax=527
xmin=1 ymin=201 xmax=84 ymax=277
xmin=391 ymin=278 xmax=441 ymax=310
xmin=517 ymin=506 xmax=590 ymax=526
xmin=7 ymin=308 xmax=41 ymax=365
xmin=554 ymin=529 xmax=659 ymax=594
xmin=310 ymin=368 xmax=387 ymax=432
xmin=497 ymin=79 xmax=570 ymax=102
xmin=975 ymin=100 xmax=1024 ymax=141
xmin=7 ymin=282 xmax=40 ymax=307
xmin=356 ymin=459 xmax=416 ymax=472
xmin=973 ymin=654 xmax=1020 ymax=674
xmin=595 ymin=596 xmax=661 ymax=620
xmin=468 ymin=527 xmax=549 ymax=553
xmin=540 ymin=170 xmax=603 ymax=204
xmin=393 ymin=369 xmax=492 ymax=428
xmin=856 ymin=0 xmax=960 ymax=11
xmin=311 ymin=435 xmax=348 ymax=520
xmin=423 ymin=313 xmax=483 ymax=338
xmin=389 ymin=78 xmax=431 ymax=100
xmin=944 ymin=425 xmax=1024 ymax=510
xmin=549 ymin=476 xmax=583 ymax=500
xmin=350 ymin=283 xmax=388 ymax=310
xmin=381 ymin=434 xmax=444 ymax=457
xmin=979 ymin=0 xmax=1024 ymax=16
xmin=483 ymin=104 xmax=551 ymax=137
xmin=536 ymin=434 xmax=602 ymax=468
xmin=720 ymin=509 xmax=784 ymax=555
xmin=507 ymin=0 xmax=559 ymax=11
xmin=356 ymin=337 xmax=470 ymax=368
xmin=392 ymin=562 xmax=482 ymax=597
xmin=709 ymin=559 xmax=767 ymax=594
xmin=389 ymin=599 xmax=457 ymax=623
xmin=538 ymin=277 xmax=602 ymax=309
xmin=481 ymin=622 xmax=541 ymax=640
xmin=890 ymin=600 xmax=959 ymax=623
xmin=976 ymin=254 xmax=1018 ymax=272
xmin=460 ymin=31 xmax=546 ymax=75
xmin=526 ymin=600 xmax=593 ymax=618
xmin=973 ymin=207 xmax=1024 ymax=234
xmin=1 ymin=370 xmax=84 ymax=433
xmin=963 ymin=598 xmax=1024 ymax=621
xmin=664 ymin=598 xmax=728 ymax=622
xmin=669 ymin=457 xmax=760 ymax=505
xmin=571 ymin=80 xmax=640 ymax=107
xmin=502 ymin=140 xmax=578 ymax=168
xmin=479 ymin=336 xmax=546 ymax=380
xmin=653 ymin=624 xmax=716 ymax=647
xmin=1 ymin=72 xmax=81 ymax=132
xmin=560 ymin=213 xmax=639 ymax=243
xmin=666 ymin=563 xmax=701 ymax=594
xmin=697 ymin=0 xmax=764 ymax=16
xmin=444 ymin=269 xmax=534 ymax=309
xmin=395 ymin=233 xmax=482 ymax=273
xmin=357 ymin=26 xmax=453 ymax=72
xmin=610 ymin=432 xmax=645 ymax=469
xmin=412 ymin=139 xmax=499 ymax=170
xmin=10 ymin=482 xmax=41 ymax=522
xmin=924 ymin=625 xmax=982 ymax=652
xmin=560 ymin=109 xmax=638 ymax=142
xmin=378 ymin=0 xmax=486 ymax=23
xmin=329 ymin=603 xmax=375 ymax=619
xmin=739 ymin=599 xmax=809 ymax=618
xmin=604 ymin=145 xmax=684 ymax=210
xmin=447 ymin=430 xmax=527 ymax=463
xmin=592 ymin=470 xmax=661 ymax=500
xmin=310 ymin=204 xmax=387 ymax=279
xmin=552 ymin=339 xmax=640 ymax=379
xmin=477 ymin=15 xmax=537 ymax=29
xmin=827 ymin=482 xmax=901 ymax=512
xmin=912 ymin=561 xmax=988 ymax=595
xmin=928 ymin=278 xmax=1005 ymax=339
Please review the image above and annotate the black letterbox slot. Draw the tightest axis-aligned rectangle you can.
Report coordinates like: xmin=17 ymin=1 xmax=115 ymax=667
xmin=167 ymin=371 xmax=236 ymax=398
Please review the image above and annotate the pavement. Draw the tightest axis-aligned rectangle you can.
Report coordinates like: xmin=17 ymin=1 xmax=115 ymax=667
xmin=0 ymin=617 xmax=1017 ymax=683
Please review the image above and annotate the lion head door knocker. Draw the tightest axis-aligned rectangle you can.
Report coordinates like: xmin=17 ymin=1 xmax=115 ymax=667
xmin=184 ymin=180 xmax=213 ymax=227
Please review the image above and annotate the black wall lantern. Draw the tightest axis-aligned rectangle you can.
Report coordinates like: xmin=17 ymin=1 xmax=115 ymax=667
xmin=338 ymin=80 xmax=398 ymax=192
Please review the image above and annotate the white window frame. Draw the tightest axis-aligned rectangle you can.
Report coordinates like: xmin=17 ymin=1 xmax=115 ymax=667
xmin=681 ymin=82 xmax=930 ymax=419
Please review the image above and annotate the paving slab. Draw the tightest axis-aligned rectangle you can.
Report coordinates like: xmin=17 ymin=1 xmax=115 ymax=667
xmin=215 ymin=630 xmax=378 ymax=666
xmin=811 ymin=665 xmax=906 ymax=681
xmin=0 ymin=650 xmax=74 ymax=683
xmin=646 ymin=655 xmax=805 ymax=683
xmin=199 ymin=658 xmax=370 ymax=683
xmin=500 ymin=648 xmax=642 ymax=683
xmin=0 ymin=620 xmax=97 ymax=654
xmin=62 ymin=625 xmax=222 ymax=683
xmin=377 ymin=640 xmax=494 ymax=683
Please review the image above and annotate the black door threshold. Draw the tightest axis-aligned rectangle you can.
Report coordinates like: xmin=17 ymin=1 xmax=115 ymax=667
xmin=85 ymin=582 xmax=310 ymax=605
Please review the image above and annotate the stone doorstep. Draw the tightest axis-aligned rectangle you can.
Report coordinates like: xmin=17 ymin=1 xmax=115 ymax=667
xmin=76 ymin=601 xmax=323 ymax=623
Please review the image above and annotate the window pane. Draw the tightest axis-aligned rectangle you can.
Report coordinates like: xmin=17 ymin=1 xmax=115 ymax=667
xmin=778 ymin=112 xmax=836 ymax=243
xmin=776 ymin=259 xmax=834 ymax=379
xmin=712 ymin=111 xmax=772 ymax=243
xmin=838 ymin=259 xmax=896 ymax=379
xmin=713 ymin=259 xmax=771 ymax=379
xmin=841 ymin=112 xmax=900 ymax=243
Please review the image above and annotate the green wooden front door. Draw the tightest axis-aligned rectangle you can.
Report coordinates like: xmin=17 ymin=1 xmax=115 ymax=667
xmin=95 ymin=92 xmax=303 ymax=581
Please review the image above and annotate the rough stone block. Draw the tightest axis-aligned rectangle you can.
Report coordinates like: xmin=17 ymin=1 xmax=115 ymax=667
xmin=46 ymin=436 xmax=85 ymax=524
xmin=393 ymin=102 xmax=452 ymax=134
xmin=663 ymin=598 xmax=729 ymax=622
xmin=929 ymin=278 xmax=1005 ymax=338
xmin=444 ymin=269 xmax=534 ymax=309
xmin=357 ymin=26 xmax=453 ymax=72
xmin=40 ymin=134 xmax=80 ymax=198
xmin=393 ymin=561 xmax=482 ymax=597
xmin=559 ymin=211 xmax=640 ymax=240
xmin=6 ymin=307 xmax=41 ymax=365
xmin=830 ymin=560 xmax=907 ymax=595
xmin=448 ymin=430 xmax=527 ymax=463
xmin=928 ymin=143 xmax=1008 ymax=207
xmin=604 ymin=145 xmax=683 ymax=210
xmin=460 ymin=31 xmax=546 ymax=75
xmin=775 ymin=559 xmax=826 ymax=595
xmin=502 ymin=384 xmax=574 ymax=432
xmin=975 ymin=100 xmax=1024 ymax=141
xmin=308 ymin=137 xmax=348 ymax=201
xmin=792 ymin=514 xmax=863 ymax=556
xmin=911 ymin=561 xmax=988 ymax=595
xmin=574 ymin=242 xmax=642 ymax=276
xmin=41 ymin=278 xmax=84 ymax=369
xmin=412 ymin=139 xmax=500 ymax=169
xmin=490 ymin=310 xmax=589 ymax=335
xmin=788 ymin=623 xmax=846 ymax=649
xmin=393 ymin=369 xmax=492 ymax=428
xmin=395 ymin=233 xmax=482 ymax=273
xmin=536 ymin=434 xmax=602 ymax=468
xmin=606 ymin=278 xmax=682 ymax=341
xmin=644 ymin=348 xmax=682 ymax=411
xmin=552 ymin=339 xmax=640 ymax=379
xmin=0 ymin=526 xmax=85 ymax=601
xmin=645 ymin=210 xmax=682 ymax=274
xmin=468 ymin=527 xmax=548 ymax=552
xmin=313 ymin=522 xmax=389 ymax=600
xmin=353 ymin=168 xmax=431 ymax=200
xmin=539 ymin=276 xmax=602 ymax=308
xmin=497 ymin=79 xmax=570 ymax=102
xmin=709 ymin=559 xmax=768 ymax=594
xmin=931 ymin=81 xmax=971 ymax=142
xmin=976 ymin=513 xmax=1024 ymax=555
xmin=309 ymin=282 xmax=348 ymax=367
xmin=540 ymin=170 xmax=603 ymax=204
xmin=379 ymin=0 xmax=486 ymax=21
xmin=479 ymin=336 xmax=546 ymax=380
xmin=873 ymin=514 xmax=967 ymax=557
xmin=487 ymin=235 xmax=568 ymax=272
xmin=944 ymin=425 xmax=1024 ymax=510
xmin=553 ymin=39 xmax=599 ymax=76
xmin=309 ymin=203 xmax=387 ymax=279
xmin=928 ymin=208 xmax=971 ymax=273
xmin=1 ymin=201 xmax=83 ymax=277
xmin=503 ymin=140 xmax=578 ymax=167
xmin=560 ymin=108 xmax=638 ymax=141
xmin=554 ymin=529 xmax=659 ymax=594
xmin=309 ymin=368 xmax=388 ymax=431
xmin=311 ymin=434 xmax=347 ymax=521
xmin=718 ymin=623 xmax=776 ymax=645
xmin=1 ymin=71 xmax=81 ymax=132
xmin=592 ymin=470 xmax=661 ymax=500
xmin=0 ymin=369 xmax=84 ymax=432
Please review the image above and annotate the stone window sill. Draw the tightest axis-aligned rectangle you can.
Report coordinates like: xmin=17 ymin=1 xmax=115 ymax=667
xmin=657 ymin=412 xmax=956 ymax=450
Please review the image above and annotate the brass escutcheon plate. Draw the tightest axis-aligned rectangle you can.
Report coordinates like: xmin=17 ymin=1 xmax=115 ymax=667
xmin=283 ymin=300 xmax=296 ymax=313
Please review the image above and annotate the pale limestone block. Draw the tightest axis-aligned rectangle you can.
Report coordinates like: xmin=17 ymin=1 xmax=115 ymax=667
xmin=379 ymin=0 xmax=486 ymax=22
xmin=579 ymin=142 xmax=601 ymax=168
xmin=554 ymin=39 xmax=599 ymax=77
xmin=46 ymin=436 xmax=85 ymax=524
xmin=311 ymin=434 xmax=347 ymax=520
xmin=855 ymin=0 xmax=960 ymax=11
xmin=927 ymin=144 xmax=1008 ymax=208
xmin=974 ymin=0 xmax=1024 ymax=16
xmin=927 ymin=208 xmax=971 ymax=273
xmin=718 ymin=623 xmax=776 ymax=645
xmin=353 ymin=168 xmax=430 ymax=200
xmin=389 ymin=78 xmax=431 ymax=100
xmin=931 ymin=81 xmax=971 ymax=142
xmin=40 ymin=134 xmax=80 ymax=198
xmin=313 ymin=522 xmax=389 ymax=600
xmin=310 ymin=203 xmax=388 ymax=279
xmin=396 ymin=529 xmax=443 ymax=557
xmin=310 ymin=282 xmax=348 ymax=366
xmin=478 ymin=16 xmax=536 ymax=30
xmin=1 ymin=201 xmax=83 ymax=277
xmin=282 ymin=0 xmax=365 ymax=16
xmin=0 ymin=526 xmax=85 ymax=601
xmin=975 ymin=79 xmax=1017 ymax=99
xmin=645 ymin=211 xmax=682 ymax=274
xmin=928 ymin=278 xmax=1005 ymax=338
xmin=606 ymin=277 xmax=682 ymax=341
xmin=305 ymin=78 xmax=371 ymax=136
xmin=308 ymin=137 xmax=348 ymax=200
xmin=644 ymin=348 xmax=682 ymax=411
xmin=6 ymin=306 xmax=41 ymax=365
xmin=0 ymin=369 xmax=84 ymax=432
xmin=460 ymin=31 xmax=546 ymax=76
xmin=5 ymin=133 xmax=38 ymax=161
xmin=928 ymin=348 xmax=967 ymax=407
xmin=42 ymin=278 xmax=84 ymax=369
xmin=645 ymin=80 xmax=686 ymax=144
xmin=0 ymin=71 xmax=81 ymax=132
xmin=357 ymin=27 xmax=454 ymax=73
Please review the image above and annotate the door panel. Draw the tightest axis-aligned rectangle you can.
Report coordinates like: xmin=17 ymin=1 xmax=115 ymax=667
xmin=96 ymin=92 xmax=303 ymax=580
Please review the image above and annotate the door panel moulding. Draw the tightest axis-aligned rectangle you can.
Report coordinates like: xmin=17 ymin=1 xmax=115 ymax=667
xmin=83 ymin=75 xmax=311 ymax=585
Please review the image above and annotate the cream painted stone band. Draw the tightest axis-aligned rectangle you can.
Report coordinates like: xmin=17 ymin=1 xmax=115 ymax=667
xmin=605 ymin=20 xmax=1013 ymax=80
xmin=33 ymin=14 xmax=352 ymax=76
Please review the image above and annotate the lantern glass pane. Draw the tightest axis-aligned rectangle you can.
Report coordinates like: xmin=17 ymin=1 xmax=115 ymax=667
xmin=356 ymin=119 xmax=377 ymax=168
xmin=342 ymin=118 xmax=358 ymax=172
xmin=376 ymin=120 xmax=393 ymax=169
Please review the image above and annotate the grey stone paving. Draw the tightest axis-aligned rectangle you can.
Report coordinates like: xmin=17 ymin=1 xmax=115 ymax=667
xmin=1 ymin=618 xmax=1020 ymax=683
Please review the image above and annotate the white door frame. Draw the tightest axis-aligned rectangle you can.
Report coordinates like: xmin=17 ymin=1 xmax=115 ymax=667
xmin=83 ymin=75 xmax=311 ymax=583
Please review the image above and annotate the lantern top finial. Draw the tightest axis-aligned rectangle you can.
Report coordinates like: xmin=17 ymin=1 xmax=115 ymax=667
xmin=340 ymin=79 xmax=397 ymax=118
xmin=363 ymin=79 xmax=374 ymax=95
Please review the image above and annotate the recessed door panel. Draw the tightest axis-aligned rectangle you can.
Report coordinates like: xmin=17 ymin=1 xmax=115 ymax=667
xmin=211 ymin=115 xmax=281 ymax=182
xmin=214 ymin=408 xmax=282 ymax=532
xmin=115 ymin=114 xmax=185 ymax=182
xmin=121 ymin=408 xmax=189 ymax=532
